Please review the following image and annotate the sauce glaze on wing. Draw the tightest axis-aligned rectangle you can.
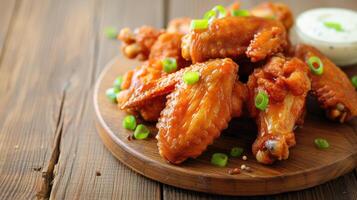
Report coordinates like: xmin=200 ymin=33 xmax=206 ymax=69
xmin=247 ymin=56 xmax=311 ymax=164
xmin=295 ymin=44 xmax=357 ymax=122
xmin=181 ymin=16 xmax=288 ymax=63
xmin=156 ymin=58 xmax=238 ymax=163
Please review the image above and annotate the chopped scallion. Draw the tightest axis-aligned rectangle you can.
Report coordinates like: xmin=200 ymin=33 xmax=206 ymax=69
xmin=104 ymin=27 xmax=118 ymax=39
xmin=212 ymin=5 xmax=227 ymax=18
xmin=190 ymin=19 xmax=209 ymax=30
xmin=183 ymin=71 xmax=200 ymax=85
xmin=106 ymin=87 xmax=120 ymax=103
xmin=113 ymin=76 xmax=123 ymax=90
xmin=324 ymin=21 xmax=343 ymax=32
xmin=230 ymin=147 xmax=244 ymax=157
xmin=122 ymin=115 xmax=137 ymax=131
xmin=314 ymin=138 xmax=329 ymax=149
xmin=351 ymin=75 xmax=357 ymax=88
xmin=134 ymin=124 xmax=150 ymax=139
xmin=255 ymin=91 xmax=269 ymax=111
xmin=162 ymin=58 xmax=177 ymax=73
xmin=307 ymin=56 xmax=324 ymax=75
xmin=211 ymin=153 xmax=228 ymax=167
xmin=231 ymin=9 xmax=250 ymax=17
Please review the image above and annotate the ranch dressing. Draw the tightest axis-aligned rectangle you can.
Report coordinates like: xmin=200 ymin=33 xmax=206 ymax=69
xmin=296 ymin=8 xmax=357 ymax=66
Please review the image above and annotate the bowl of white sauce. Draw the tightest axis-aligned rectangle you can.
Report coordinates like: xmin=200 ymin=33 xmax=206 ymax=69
xmin=296 ymin=8 xmax=357 ymax=66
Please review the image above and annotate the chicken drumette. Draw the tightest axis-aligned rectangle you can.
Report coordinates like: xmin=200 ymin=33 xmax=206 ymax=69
xmin=247 ymin=56 xmax=311 ymax=164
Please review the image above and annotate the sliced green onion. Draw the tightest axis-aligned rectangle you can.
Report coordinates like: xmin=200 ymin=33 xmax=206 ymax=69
xmin=255 ymin=91 xmax=269 ymax=111
xmin=231 ymin=9 xmax=250 ymax=17
xmin=122 ymin=115 xmax=137 ymax=131
xmin=230 ymin=147 xmax=244 ymax=157
xmin=351 ymin=76 xmax=357 ymax=88
xmin=211 ymin=153 xmax=228 ymax=167
xmin=106 ymin=87 xmax=120 ymax=103
xmin=113 ymin=76 xmax=123 ymax=90
xmin=183 ymin=71 xmax=200 ymax=85
xmin=314 ymin=138 xmax=329 ymax=149
xmin=203 ymin=10 xmax=216 ymax=22
xmin=212 ymin=5 xmax=227 ymax=18
xmin=134 ymin=124 xmax=150 ymax=139
xmin=307 ymin=56 xmax=324 ymax=75
xmin=162 ymin=58 xmax=177 ymax=73
xmin=104 ymin=26 xmax=118 ymax=39
xmin=190 ymin=19 xmax=209 ymax=30
xmin=324 ymin=21 xmax=343 ymax=32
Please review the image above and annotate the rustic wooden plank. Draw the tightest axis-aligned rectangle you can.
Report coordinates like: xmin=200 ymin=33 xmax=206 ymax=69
xmin=49 ymin=0 xmax=164 ymax=199
xmin=0 ymin=0 xmax=97 ymax=199
xmin=163 ymin=0 xmax=357 ymax=199
xmin=0 ymin=0 xmax=17 ymax=59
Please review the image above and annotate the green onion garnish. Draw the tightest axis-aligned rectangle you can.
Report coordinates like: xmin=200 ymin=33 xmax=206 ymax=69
xmin=113 ymin=76 xmax=123 ymax=90
xmin=324 ymin=21 xmax=343 ymax=32
xmin=230 ymin=147 xmax=244 ymax=157
xmin=122 ymin=115 xmax=137 ymax=131
xmin=104 ymin=27 xmax=118 ymax=39
xmin=212 ymin=5 xmax=227 ymax=18
xmin=211 ymin=153 xmax=228 ymax=167
xmin=203 ymin=10 xmax=216 ymax=22
xmin=307 ymin=56 xmax=324 ymax=75
xmin=314 ymin=138 xmax=329 ymax=149
xmin=162 ymin=58 xmax=177 ymax=73
xmin=134 ymin=124 xmax=150 ymax=139
xmin=351 ymin=76 xmax=357 ymax=88
xmin=183 ymin=71 xmax=200 ymax=85
xmin=231 ymin=9 xmax=250 ymax=17
xmin=106 ymin=87 xmax=120 ymax=103
xmin=255 ymin=91 xmax=269 ymax=111
xmin=190 ymin=19 xmax=209 ymax=30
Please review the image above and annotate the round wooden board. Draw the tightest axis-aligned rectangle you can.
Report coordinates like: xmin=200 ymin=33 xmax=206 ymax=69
xmin=94 ymin=57 xmax=357 ymax=196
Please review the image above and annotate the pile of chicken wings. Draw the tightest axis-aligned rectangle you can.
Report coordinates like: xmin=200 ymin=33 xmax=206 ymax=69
xmin=114 ymin=2 xmax=357 ymax=165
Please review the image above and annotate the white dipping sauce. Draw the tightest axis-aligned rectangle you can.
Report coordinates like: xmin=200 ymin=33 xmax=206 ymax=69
xmin=296 ymin=8 xmax=357 ymax=66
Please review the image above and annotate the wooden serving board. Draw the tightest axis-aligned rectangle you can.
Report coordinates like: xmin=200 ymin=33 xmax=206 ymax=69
xmin=94 ymin=57 xmax=357 ymax=196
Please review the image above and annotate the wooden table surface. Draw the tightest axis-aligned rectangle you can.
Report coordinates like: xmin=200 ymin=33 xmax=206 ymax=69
xmin=0 ymin=0 xmax=356 ymax=199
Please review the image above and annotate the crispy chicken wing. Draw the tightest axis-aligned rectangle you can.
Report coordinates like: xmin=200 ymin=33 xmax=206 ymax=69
xmin=250 ymin=2 xmax=294 ymax=31
xmin=295 ymin=44 xmax=357 ymax=122
xmin=118 ymin=18 xmax=191 ymax=60
xmin=117 ymin=32 xmax=190 ymax=121
xmin=247 ymin=56 xmax=311 ymax=164
xmin=181 ymin=16 xmax=288 ymax=63
xmin=118 ymin=26 xmax=164 ymax=60
xmin=156 ymin=58 xmax=238 ymax=163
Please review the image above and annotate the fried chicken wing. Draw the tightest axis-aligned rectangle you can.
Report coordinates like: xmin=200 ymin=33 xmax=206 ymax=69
xmin=247 ymin=56 xmax=311 ymax=164
xmin=117 ymin=32 xmax=190 ymax=121
xmin=181 ymin=16 xmax=288 ymax=63
xmin=250 ymin=2 xmax=294 ymax=31
xmin=118 ymin=26 xmax=164 ymax=60
xmin=295 ymin=44 xmax=357 ymax=122
xmin=118 ymin=18 xmax=191 ymax=60
xmin=156 ymin=58 xmax=238 ymax=163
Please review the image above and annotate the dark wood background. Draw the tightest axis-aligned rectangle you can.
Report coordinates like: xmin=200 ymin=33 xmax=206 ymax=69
xmin=0 ymin=0 xmax=356 ymax=199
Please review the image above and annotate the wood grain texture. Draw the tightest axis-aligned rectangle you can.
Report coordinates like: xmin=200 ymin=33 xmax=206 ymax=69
xmin=95 ymin=57 xmax=357 ymax=196
xmin=49 ymin=0 xmax=164 ymax=199
xmin=0 ymin=0 xmax=356 ymax=199
xmin=0 ymin=0 xmax=17 ymax=59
